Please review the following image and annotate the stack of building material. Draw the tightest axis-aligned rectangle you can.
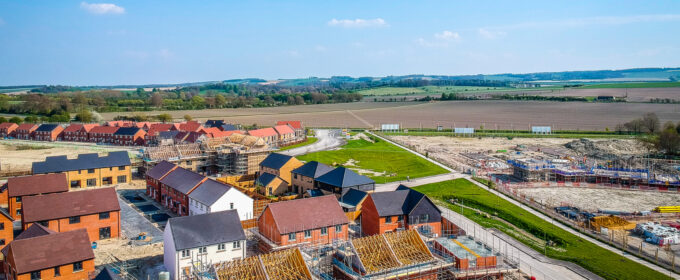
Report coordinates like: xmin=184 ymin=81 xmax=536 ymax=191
xmin=635 ymin=222 xmax=680 ymax=246
xmin=590 ymin=216 xmax=635 ymax=232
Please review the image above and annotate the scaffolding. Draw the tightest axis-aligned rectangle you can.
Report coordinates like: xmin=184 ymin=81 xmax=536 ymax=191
xmin=214 ymin=248 xmax=312 ymax=280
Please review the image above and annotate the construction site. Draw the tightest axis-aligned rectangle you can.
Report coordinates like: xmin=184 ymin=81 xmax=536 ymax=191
xmin=142 ymin=133 xmax=273 ymax=176
xmin=207 ymin=228 xmax=520 ymax=280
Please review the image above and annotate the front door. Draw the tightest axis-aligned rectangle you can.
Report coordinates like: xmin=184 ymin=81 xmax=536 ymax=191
xmin=99 ymin=227 xmax=111 ymax=239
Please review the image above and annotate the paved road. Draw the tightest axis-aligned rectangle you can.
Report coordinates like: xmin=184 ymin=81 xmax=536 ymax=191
xmin=280 ymin=129 xmax=344 ymax=156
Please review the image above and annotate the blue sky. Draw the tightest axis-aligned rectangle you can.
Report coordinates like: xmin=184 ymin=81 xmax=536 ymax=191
xmin=1 ymin=0 xmax=680 ymax=85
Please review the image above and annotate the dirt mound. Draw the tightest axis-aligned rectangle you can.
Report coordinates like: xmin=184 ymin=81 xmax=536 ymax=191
xmin=564 ymin=138 xmax=645 ymax=160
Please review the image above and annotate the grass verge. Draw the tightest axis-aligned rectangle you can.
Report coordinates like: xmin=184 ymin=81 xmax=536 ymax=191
xmin=298 ymin=135 xmax=448 ymax=183
xmin=414 ymin=179 xmax=671 ymax=280
xmin=277 ymin=137 xmax=318 ymax=151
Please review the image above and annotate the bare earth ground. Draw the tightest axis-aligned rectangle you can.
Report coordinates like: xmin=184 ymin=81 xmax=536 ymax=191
xmin=0 ymin=140 xmax=133 ymax=171
xmin=99 ymin=101 xmax=680 ymax=131
xmin=517 ymin=187 xmax=680 ymax=212
xmin=543 ymin=88 xmax=680 ymax=102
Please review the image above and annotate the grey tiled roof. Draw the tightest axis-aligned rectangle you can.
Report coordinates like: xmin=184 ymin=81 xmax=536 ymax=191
xmin=259 ymin=153 xmax=293 ymax=170
xmin=168 ymin=210 xmax=245 ymax=250
xmin=315 ymin=167 xmax=374 ymax=188
xmin=292 ymin=161 xmax=334 ymax=179
xmin=188 ymin=179 xmax=232 ymax=206
xmin=32 ymin=151 xmax=131 ymax=174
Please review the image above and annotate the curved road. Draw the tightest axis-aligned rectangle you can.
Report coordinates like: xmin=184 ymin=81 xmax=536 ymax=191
xmin=280 ymin=129 xmax=344 ymax=156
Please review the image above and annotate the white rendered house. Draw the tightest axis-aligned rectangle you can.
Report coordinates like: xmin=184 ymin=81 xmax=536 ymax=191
xmin=187 ymin=179 xmax=254 ymax=220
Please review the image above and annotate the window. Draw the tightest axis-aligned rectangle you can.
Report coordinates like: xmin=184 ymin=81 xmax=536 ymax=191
xmin=218 ymin=243 xmax=226 ymax=251
xmin=335 ymin=225 xmax=342 ymax=233
xmin=109 ymin=167 xmax=113 ymax=171
xmin=69 ymin=216 xmax=80 ymax=224
xmin=16 ymin=209 xmax=21 ymax=216
xmin=54 ymin=267 xmax=60 ymax=277
xmin=117 ymin=175 xmax=127 ymax=183
xmin=186 ymin=160 xmax=192 ymax=165
xmin=30 ymin=271 xmax=40 ymax=280
xmin=230 ymin=202 xmax=234 ymax=210
xmin=321 ymin=227 xmax=328 ymax=236
xmin=99 ymin=227 xmax=111 ymax=239
xmin=99 ymin=212 xmax=110 ymax=219
xmin=198 ymin=247 xmax=207 ymax=254
xmin=181 ymin=249 xmax=190 ymax=258
xmin=88 ymin=169 xmax=95 ymax=174
xmin=397 ymin=215 xmax=403 ymax=222
xmin=73 ymin=261 xmax=83 ymax=272
xmin=304 ymin=230 xmax=311 ymax=238
xmin=78 ymin=170 xmax=82 ymax=174
xmin=420 ymin=214 xmax=429 ymax=222
xmin=385 ymin=216 xmax=392 ymax=224
xmin=38 ymin=221 xmax=48 ymax=227
xmin=86 ymin=179 xmax=97 ymax=187
xmin=15 ymin=197 xmax=21 ymax=202
xmin=0 ymin=222 xmax=4 ymax=230
xmin=118 ymin=166 xmax=126 ymax=171
xmin=233 ymin=241 xmax=241 ymax=249
xmin=0 ymin=239 xmax=5 ymax=245
xmin=288 ymin=233 xmax=296 ymax=241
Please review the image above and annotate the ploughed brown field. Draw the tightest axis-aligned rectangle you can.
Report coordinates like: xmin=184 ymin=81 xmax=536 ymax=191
xmin=100 ymin=101 xmax=679 ymax=130
xmin=543 ymin=87 xmax=680 ymax=102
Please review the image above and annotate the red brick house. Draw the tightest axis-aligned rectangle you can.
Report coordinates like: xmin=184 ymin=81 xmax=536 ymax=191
xmin=178 ymin=121 xmax=202 ymax=132
xmin=33 ymin=124 xmax=64 ymax=141
xmin=112 ymin=127 xmax=146 ymax=146
xmin=0 ymin=209 xmax=14 ymax=251
xmin=14 ymin=124 xmax=37 ymax=140
xmin=88 ymin=126 xmax=119 ymax=143
xmin=145 ymin=123 xmax=177 ymax=144
xmin=361 ymin=186 xmax=442 ymax=237
xmin=6 ymin=173 xmax=68 ymax=220
xmin=62 ymin=124 xmax=97 ymax=142
xmin=258 ymin=195 xmax=348 ymax=250
xmin=273 ymin=124 xmax=297 ymax=146
xmin=159 ymin=167 xmax=207 ymax=216
xmin=276 ymin=121 xmax=305 ymax=139
xmin=0 ymin=123 xmax=18 ymax=138
xmin=248 ymin=127 xmax=278 ymax=146
xmin=21 ymin=187 xmax=121 ymax=242
xmin=145 ymin=161 xmax=178 ymax=202
xmin=2 ymin=226 xmax=95 ymax=280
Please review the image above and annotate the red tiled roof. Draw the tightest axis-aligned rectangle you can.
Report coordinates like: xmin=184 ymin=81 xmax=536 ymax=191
xmin=200 ymin=127 xmax=222 ymax=135
xmin=263 ymin=195 xmax=348 ymax=234
xmin=276 ymin=121 xmax=302 ymax=129
xmin=147 ymin=123 xmax=175 ymax=136
xmin=82 ymin=123 xmax=98 ymax=132
xmin=6 ymin=229 xmax=94 ymax=274
xmin=22 ymin=187 xmax=120 ymax=223
xmin=0 ymin=122 xmax=18 ymax=129
xmin=248 ymin=127 xmax=278 ymax=137
xmin=273 ymin=124 xmax=295 ymax=135
xmin=16 ymin=123 xmax=37 ymax=131
xmin=179 ymin=121 xmax=202 ymax=132
xmin=89 ymin=125 xmax=120 ymax=134
xmin=63 ymin=124 xmax=83 ymax=133
xmin=7 ymin=173 xmax=68 ymax=198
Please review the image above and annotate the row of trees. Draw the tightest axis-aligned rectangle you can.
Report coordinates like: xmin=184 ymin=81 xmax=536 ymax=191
xmin=617 ymin=113 xmax=680 ymax=156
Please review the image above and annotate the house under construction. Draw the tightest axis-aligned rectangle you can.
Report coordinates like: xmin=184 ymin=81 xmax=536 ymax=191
xmin=142 ymin=133 xmax=272 ymax=176
xmin=214 ymin=247 xmax=313 ymax=280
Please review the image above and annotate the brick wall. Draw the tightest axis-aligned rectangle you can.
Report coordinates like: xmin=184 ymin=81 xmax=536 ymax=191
xmin=23 ymin=210 xmax=121 ymax=242
xmin=12 ymin=259 xmax=94 ymax=280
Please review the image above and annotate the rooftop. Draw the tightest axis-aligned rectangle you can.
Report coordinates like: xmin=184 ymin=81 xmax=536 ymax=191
xmin=146 ymin=160 xmax=178 ymax=180
xmin=33 ymin=151 xmax=131 ymax=174
xmin=315 ymin=166 xmax=375 ymax=188
xmin=7 ymin=173 xmax=68 ymax=198
xmin=35 ymin=123 xmax=61 ymax=132
xmin=22 ymin=187 xmax=121 ymax=223
xmin=264 ymin=195 xmax=348 ymax=234
xmin=188 ymin=179 xmax=233 ymax=206
xmin=291 ymin=161 xmax=334 ymax=179
xmin=160 ymin=167 xmax=207 ymax=194
xmin=260 ymin=153 xmax=295 ymax=170
xmin=5 ymin=229 xmax=94 ymax=275
xmin=168 ymin=210 xmax=245 ymax=250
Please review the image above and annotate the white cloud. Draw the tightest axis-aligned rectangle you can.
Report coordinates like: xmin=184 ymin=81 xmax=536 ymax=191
xmin=80 ymin=2 xmax=125 ymax=15
xmin=478 ymin=28 xmax=506 ymax=39
xmin=328 ymin=18 xmax=387 ymax=28
xmin=417 ymin=30 xmax=461 ymax=47
xmin=434 ymin=30 xmax=460 ymax=41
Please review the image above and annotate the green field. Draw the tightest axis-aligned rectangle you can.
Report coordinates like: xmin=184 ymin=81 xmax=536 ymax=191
xmin=297 ymin=135 xmax=448 ymax=183
xmin=579 ymin=82 xmax=680 ymax=89
xmin=277 ymin=137 xmax=318 ymax=151
xmin=414 ymin=179 xmax=671 ymax=280
xmin=355 ymin=85 xmax=567 ymax=97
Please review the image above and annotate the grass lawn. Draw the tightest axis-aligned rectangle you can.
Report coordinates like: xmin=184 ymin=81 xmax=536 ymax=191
xmin=297 ymin=135 xmax=448 ymax=183
xmin=414 ymin=179 xmax=671 ymax=280
xmin=277 ymin=137 xmax=318 ymax=151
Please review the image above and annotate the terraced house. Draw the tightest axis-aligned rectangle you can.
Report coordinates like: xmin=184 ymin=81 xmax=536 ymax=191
xmin=113 ymin=127 xmax=146 ymax=146
xmin=62 ymin=124 xmax=97 ymax=142
xmin=88 ymin=125 xmax=119 ymax=143
xmin=159 ymin=167 xmax=207 ymax=216
xmin=32 ymin=151 xmax=131 ymax=188
xmin=21 ymin=187 xmax=121 ymax=242
xmin=0 ymin=123 xmax=18 ymax=138
xmin=146 ymin=161 xmax=178 ymax=202
xmin=6 ymin=173 xmax=68 ymax=220
xmin=361 ymin=186 xmax=442 ymax=237
xmin=2 ymin=226 xmax=95 ymax=280
xmin=13 ymin=123 xmax=37 ymax=140
xmin=33 ymin=124 xmax=64 ymax=141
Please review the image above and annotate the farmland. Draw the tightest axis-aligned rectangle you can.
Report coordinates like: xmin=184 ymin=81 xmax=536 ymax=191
xmin=297 ymin=134 xmax=448 ymax=183
xmin=98 ymin=100 xmax=680 ymax=131
xmin=414 ymin=179 xmax=672 ymax=280
xmin=578 ymin=82 xmax=680 ymax=89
